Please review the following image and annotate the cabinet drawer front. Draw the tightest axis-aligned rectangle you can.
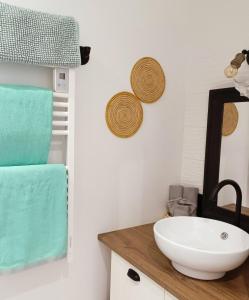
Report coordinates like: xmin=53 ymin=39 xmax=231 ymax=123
xmin=110 ymin=252 xmax=165 ymax=300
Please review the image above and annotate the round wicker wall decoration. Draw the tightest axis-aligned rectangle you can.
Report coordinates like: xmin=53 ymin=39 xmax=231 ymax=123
xmin=106 ymin=92 xmax=143 ymax=138
xmin=222 ymin=103 xmax=239 ymax=136
xmin=130 ymin=57 xmax=166 ymax=103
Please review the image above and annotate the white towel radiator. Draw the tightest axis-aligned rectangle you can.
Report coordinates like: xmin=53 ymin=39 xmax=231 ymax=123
xmin=51 ymin=68 xmax=75 ymax=262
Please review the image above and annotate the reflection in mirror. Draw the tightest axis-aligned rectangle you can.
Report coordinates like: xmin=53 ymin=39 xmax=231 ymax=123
xmin=218 ymin=102 xmax=249 ymax=210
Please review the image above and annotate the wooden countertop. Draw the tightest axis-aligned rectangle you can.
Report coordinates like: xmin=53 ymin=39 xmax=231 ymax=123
xmin=98 ymin=223 xmax=249 ymax=300
xmin=224 ymin=203 xmax=249 ymax=216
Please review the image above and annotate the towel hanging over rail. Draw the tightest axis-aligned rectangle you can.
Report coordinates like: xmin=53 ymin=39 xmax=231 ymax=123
xmin=0 ymin=2 xmax=82 ymax=67
xmin=0 ymin=164 xmax=68 ymax=271
xmin=0 ymin=84 xmax=53 ymax=166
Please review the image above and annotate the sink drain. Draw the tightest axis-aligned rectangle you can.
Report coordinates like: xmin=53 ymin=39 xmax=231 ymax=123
xmin=220 ymin=232 xmax=228 ymax=240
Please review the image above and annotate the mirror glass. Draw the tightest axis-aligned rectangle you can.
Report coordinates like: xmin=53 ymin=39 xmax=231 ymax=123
xmin=218 ymin=102 xmax=249 ymax=210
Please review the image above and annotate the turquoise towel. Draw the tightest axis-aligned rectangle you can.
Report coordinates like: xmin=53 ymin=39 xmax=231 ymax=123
xmin=0 ymin=84 xmax=52 ymax=166
xmin=0 ymin=164 xmax=67 ymax=271
xmin=0 ymin=2 xmax=81 ymax=67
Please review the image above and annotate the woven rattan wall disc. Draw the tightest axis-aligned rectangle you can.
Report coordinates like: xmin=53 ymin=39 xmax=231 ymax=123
xmin=130 ymin=57 xmax=165 ymax=103
xmin=222 ymin=103 xmax=239 ymax=136
xmin=106 ymin=92 xmax=143 ymax=138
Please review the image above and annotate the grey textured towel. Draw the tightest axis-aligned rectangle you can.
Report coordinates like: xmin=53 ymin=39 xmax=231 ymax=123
xmin=0 ymin=2 xmax=81 ymax=67
xmin=173 ymin=200 xmax=192 ymax=216
xmin=183 ymin=187 xmax=199 ymax=205
xmin=169 ymin=185 xmax=183 ymax=200
xmin=167 ymin=185 xmax=199 ymax=216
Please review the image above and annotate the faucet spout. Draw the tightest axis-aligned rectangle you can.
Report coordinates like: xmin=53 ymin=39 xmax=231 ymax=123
xmin=209 ymin=179 xmax=242 ymax=227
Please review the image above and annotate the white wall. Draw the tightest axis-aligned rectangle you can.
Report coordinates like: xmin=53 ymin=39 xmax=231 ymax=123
xmin=0 ymin=1 xmax=187 ymax=299
xmin=181 ymin=0 xmax=249 ymax=194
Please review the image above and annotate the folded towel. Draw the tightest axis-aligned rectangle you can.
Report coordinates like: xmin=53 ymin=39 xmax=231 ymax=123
xmin=0 ymin=164 xmax=67 ymax=271
xmin=169 ymin=185 xmax=183 ymax=200
xmin=0 ymin=84 xmax=52 ymax=166
xmin=168 ymin=185 xmax=183 ymax=216
xmin=0 ymin=2 xmax=81 ymax=67
xmin=183 ymin=187 xmax=199 ymax=205
xmin=167 ymin=185 xmax=199 ymax=216
xmin=173 ymin=200 xmax=193 ymax=216
xmin=183 ymin=187 xmax=199 ymax=216
xmin=167 ymin=197 xmax=181 ymax=216
xmin=167 ymin=198 xmax=197 ymax=217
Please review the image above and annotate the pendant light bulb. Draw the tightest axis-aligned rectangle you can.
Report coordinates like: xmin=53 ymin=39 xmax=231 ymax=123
xmin=224 ymin=65 xmax=238 ymax=78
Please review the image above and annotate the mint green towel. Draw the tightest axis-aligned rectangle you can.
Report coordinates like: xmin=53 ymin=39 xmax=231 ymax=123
xmin=0 ymin=164 xmax=67 ymax=271
xmin=0 ymin=85 xmax=52 ymax=166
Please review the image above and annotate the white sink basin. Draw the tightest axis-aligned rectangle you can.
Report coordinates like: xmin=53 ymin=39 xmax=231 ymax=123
xmin=154 ymin=216 xmax=249 ymax=280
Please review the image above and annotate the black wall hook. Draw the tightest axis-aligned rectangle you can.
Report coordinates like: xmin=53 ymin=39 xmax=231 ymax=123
xmin=80 ymin=46 xmax=91 ymax=65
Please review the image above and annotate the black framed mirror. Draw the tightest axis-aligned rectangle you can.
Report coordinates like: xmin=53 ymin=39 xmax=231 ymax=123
xmin=202 ymin=87 xmax=249 ymax=232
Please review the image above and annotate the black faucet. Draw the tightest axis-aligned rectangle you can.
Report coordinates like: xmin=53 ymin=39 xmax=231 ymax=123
xmin=209 ymin=179 xmax=242 ymax=227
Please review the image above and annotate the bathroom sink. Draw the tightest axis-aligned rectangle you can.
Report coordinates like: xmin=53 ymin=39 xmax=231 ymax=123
xmin=154 ymin=216 xmax=249 ymax=280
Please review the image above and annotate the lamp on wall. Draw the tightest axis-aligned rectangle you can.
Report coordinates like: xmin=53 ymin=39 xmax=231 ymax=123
xmin=225 ymin=50 xmax=249 ymax=98
xmin=224 ymin=50 xmax=247 ymax=78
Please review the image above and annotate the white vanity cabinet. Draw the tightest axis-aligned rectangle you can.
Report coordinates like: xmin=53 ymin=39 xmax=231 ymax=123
xmin=110 ymin=252 xmax=178 ymax=300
